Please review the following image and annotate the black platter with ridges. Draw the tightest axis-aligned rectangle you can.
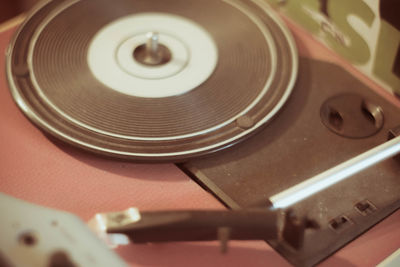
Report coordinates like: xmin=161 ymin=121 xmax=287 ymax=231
xmin=7 ymin=0 xmax=297 ymax=161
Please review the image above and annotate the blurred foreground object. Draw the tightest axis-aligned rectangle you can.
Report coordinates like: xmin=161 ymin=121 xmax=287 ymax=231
xmin=0 ymin=193 xmax=127 ymax=267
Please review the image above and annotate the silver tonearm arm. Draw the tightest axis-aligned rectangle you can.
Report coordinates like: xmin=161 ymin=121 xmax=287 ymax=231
xmin=270 ymin=134 xmax=400 ymax=209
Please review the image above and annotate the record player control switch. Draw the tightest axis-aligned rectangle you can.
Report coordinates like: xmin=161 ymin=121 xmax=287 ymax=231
xmin=320 ymin=94 xmax=384 ymax=139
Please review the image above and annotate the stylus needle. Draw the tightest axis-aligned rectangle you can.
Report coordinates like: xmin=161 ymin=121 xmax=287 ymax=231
xmin=88 ymin=208 xmax=278 ymax=252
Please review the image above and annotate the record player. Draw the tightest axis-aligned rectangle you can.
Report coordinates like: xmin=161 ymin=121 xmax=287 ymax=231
xmin=1 ymin=0 xmax=400 ymax=266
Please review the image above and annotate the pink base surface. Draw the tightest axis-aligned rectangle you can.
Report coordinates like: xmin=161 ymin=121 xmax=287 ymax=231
xmin=0 ymin=16 xmax=399 ymax=267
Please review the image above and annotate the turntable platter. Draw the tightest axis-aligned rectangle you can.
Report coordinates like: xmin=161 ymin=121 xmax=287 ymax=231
xmin=7 ymin=0 xmax=297 ymax=161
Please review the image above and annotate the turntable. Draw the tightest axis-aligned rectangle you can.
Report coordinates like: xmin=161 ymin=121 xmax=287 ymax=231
xmin=1 ymin=0 xmax=400 ymax=266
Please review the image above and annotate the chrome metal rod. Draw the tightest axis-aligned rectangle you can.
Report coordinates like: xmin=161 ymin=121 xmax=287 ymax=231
xmin=146 ymin=32 xmax=159 ymax=56
xmin=270 ymin=135 xmax=400 ymax=209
